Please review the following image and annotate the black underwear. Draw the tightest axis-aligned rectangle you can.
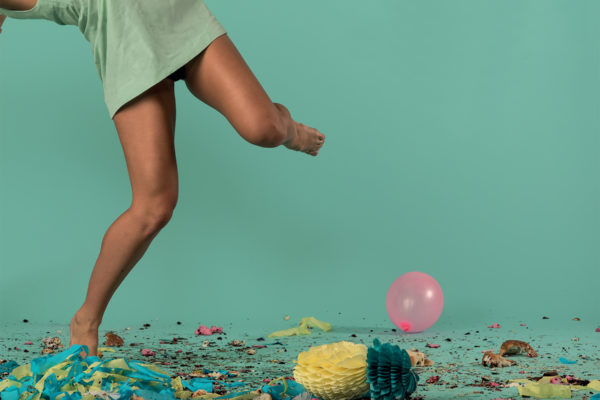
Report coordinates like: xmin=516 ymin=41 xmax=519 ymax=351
xmin=167 ymin=65 xmax=186 ymax=82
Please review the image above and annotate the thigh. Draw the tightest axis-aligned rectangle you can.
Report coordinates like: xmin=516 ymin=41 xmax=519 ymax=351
xmin=0 ymin=0 xmax=36 ymax=11
xmin=183 ymin=33 xmax=278 ymax=132
xmin=112 ymin=79 xmax=178 ymax=208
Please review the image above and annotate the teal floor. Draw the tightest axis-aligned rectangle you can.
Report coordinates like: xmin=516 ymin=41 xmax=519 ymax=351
xmin=1 ymin=316 xmax=599 ymax=399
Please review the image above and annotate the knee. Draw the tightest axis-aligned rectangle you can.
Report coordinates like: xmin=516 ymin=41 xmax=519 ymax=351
xmin=130 ymin=193 xmax=178 ymax=236
xmin=240 ymin=109 xmax=287 ymax=148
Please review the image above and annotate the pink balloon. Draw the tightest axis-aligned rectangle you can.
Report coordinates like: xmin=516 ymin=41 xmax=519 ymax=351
xmin=386 ymin=271 xmax=444 ymax=333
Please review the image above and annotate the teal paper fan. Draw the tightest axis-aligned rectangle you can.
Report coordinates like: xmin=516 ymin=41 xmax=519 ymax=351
xmin=366 ymin=338 xmax=419 ymax=400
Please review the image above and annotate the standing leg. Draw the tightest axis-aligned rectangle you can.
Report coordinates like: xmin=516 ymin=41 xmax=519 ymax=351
xmin=183 ymin=33 xmax=326 ymax=156
xmin=68 ymin=79 xmax=178 ymax=358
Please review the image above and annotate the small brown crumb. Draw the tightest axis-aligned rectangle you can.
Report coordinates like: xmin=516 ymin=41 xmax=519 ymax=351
xmin=482 ymin=351 xmax=517 ymax=368
xmin=247 ymin=348 xmax=256 ymax=355
xmin=406 ymin=349 xmax=434 ymax=366
xmin=104 ymin=331 xmax=124 ymax=347
xmin=499 ymin=340 xmax=538 ymax=357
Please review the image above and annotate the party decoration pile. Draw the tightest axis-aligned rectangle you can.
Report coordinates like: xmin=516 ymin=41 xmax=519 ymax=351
xmin=0 ymin=344 xmax=241 ymax=400
xmin=293 ymin=339 xmax=420 ymax=400
xmin=268 ymin=317 xmax=331 ymax=338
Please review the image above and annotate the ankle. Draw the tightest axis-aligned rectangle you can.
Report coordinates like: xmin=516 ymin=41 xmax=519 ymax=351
xmin=72 ymin=308 xmax=102 ymax=329
xmin=273 ymin=102 xmax=296 ymax=145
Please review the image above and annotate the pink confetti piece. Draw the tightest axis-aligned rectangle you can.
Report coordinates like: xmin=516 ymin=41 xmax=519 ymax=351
xmin=253 ymin=345 xmax=267 ymax=349
xmin=519 ymin=371 xmax=526 ymax=374
xmin=141 ymin=349 xmax=155 ymax=356
xmin=24 ymin=341 xmax=33 ymax=345
xmin=262 ymin=378 xmax=271 ymax=383
xmin=481 ymin=349 xmax=495 ymax=353
xmin=596 ymin=328 xmax=600 ymax=332
xmin=195 ymin=325 xmax=223 ymax=335
xmin=425 ymin=343 xmax=440 ymax=348
xmin=550 ymin=377 xmax=562 ymax=384
xmin=488 ymin=323 xmax=501 ymax=328
xmin=520 ymin=324 xmax=526 ymax=326
xmin=489 ymin=382 xmax=500 ymax=387
xmin=176 ymin=349 xmax=182 ymax=353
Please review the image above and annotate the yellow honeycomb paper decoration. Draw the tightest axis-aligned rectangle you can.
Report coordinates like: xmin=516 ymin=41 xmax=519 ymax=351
xmin=293 ymin=341 xmax=369 ymax=400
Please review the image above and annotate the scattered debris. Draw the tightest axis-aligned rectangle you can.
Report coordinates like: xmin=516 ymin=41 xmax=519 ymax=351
xmin=41 ymin=337 xmax=64 ymax=355
xmin=406 ymin=349 xmax=435 ymax=366
xmin=499 ymin=340 xmax=538 ymax=357
xmin=425 ymin=343 xmax=440 ymax=348
xmin=482 ymin=351 xmax=517 ymax=368
xmin=558 ymin=357 xmax=577 ymax=364
xmin=104 ymin=332 xmax=124 ymax=347
xmin=268 ymin=317 xmax=331 ymax=338
xmin=487 ymin=323 xmax=501 ymax=328
xmin=195 ymin=325 xmax=223 ymax=336
xmin=140 ymin=349 xmax=155 ymax=357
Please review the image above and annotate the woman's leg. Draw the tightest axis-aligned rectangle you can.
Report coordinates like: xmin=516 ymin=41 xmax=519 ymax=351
xmin=183 ymin=33 xmax=325 ymax=156
xmin=68 ymin=79 xmax=179 ymax=358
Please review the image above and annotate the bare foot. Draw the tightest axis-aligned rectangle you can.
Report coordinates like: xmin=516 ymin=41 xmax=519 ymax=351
xmin=284 ymin=121 xmax=325 ymax=156
xmin=69 ymin=312 xmax=100 ymax=359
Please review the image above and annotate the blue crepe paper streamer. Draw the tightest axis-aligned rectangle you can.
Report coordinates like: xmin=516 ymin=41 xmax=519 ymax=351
xmin=214 ymin=389 xmax=257 ymax=399
xmin=0 ymin=361 xmax=19 ymax=375
xmin=1 ymin=345 xmax=303 ymax=400
xmin=591 ymin=393 xmax=600 ymax=400
xmin=366 ymin=338 xmax=419 ymax=400
xmin=559 ymin=357 xmax=577 ymax=364
xmin=261 ymin=380 xmax=306 ymax=400
xmin=0 ymin=345 xmax=179 ymax=400
xmin=180 ymin=377 xmax=213 ymax=392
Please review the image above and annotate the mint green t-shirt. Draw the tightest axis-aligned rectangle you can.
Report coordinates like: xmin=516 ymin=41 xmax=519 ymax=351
xmin=0 ymin=0 xmax=227 ymax=118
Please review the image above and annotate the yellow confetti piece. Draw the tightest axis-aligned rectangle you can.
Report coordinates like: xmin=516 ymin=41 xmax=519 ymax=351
xmin=510 ymin=377 xmax=600 ymax=398
xmin=97 ymin=347 xmax=116 ymax=353
xmin=517 ymin=383 xmax=572 ymax=398
xmin=300 ymin=317 xmax=332 ymax=332
xmin=589 ymin=380 xmax=600 ymax=391
xmin=267 ymin=316 xmax=331 ymax=338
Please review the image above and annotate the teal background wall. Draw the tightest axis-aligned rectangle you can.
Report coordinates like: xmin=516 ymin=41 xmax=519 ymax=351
xmin=1 ymin=1 xmax=598 ymax=334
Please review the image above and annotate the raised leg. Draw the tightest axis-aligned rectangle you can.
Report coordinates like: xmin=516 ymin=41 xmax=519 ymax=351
xmin=68 ymin=79 xmax=178 ymax=358
xmin=183 ymin=33 xmax=325 ymax=156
